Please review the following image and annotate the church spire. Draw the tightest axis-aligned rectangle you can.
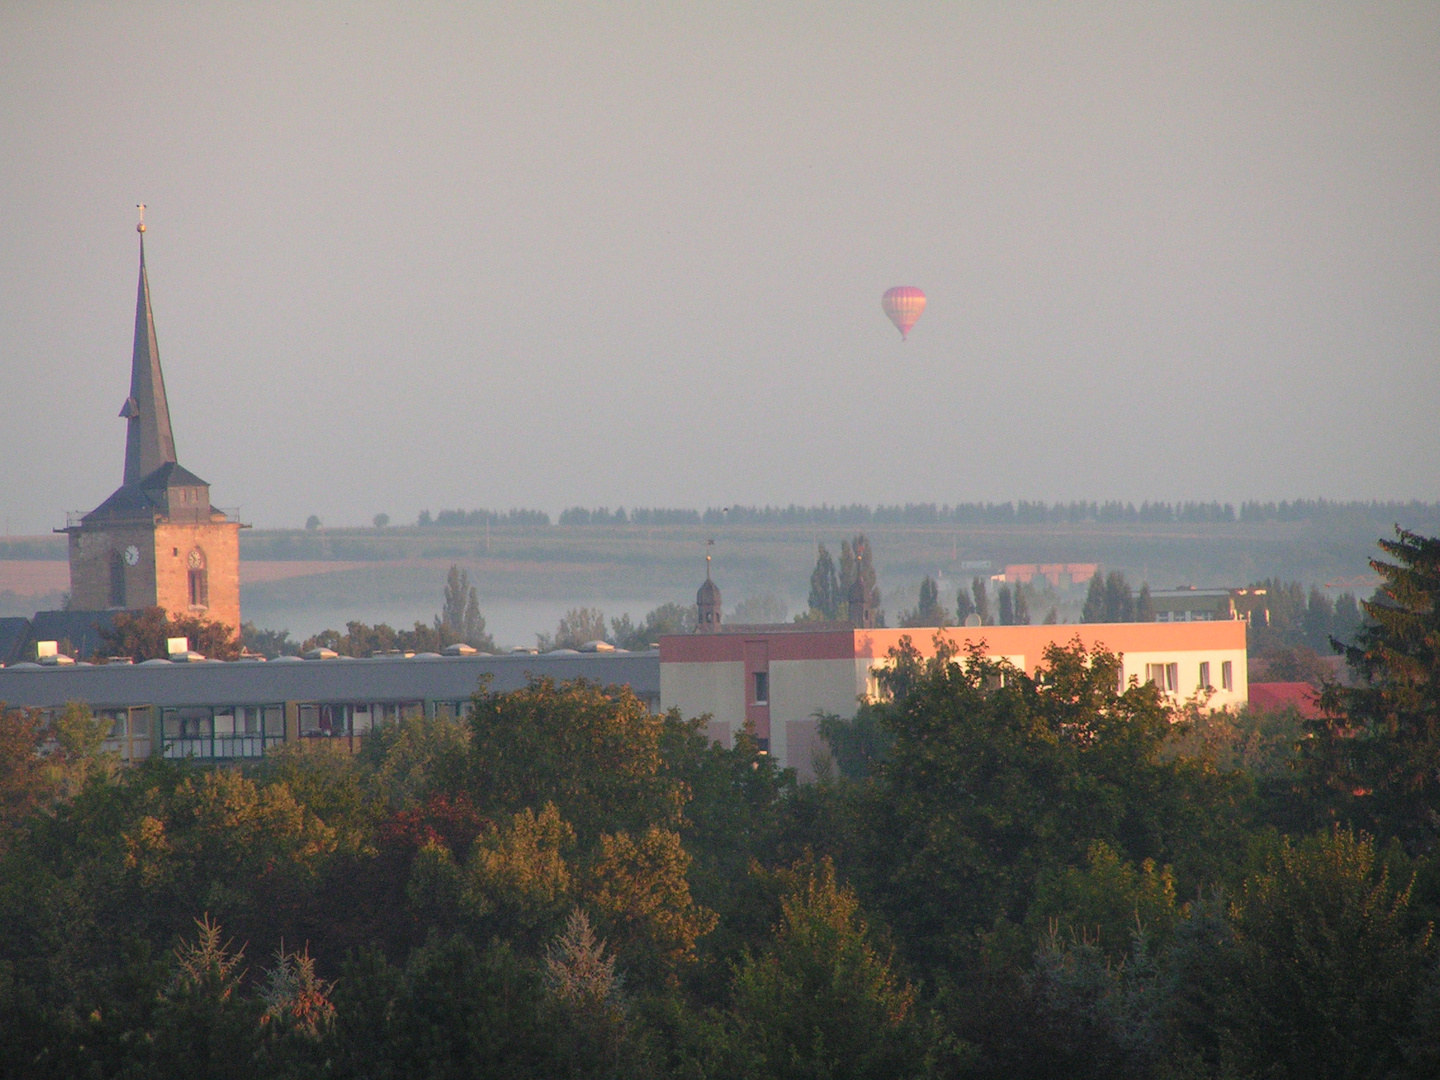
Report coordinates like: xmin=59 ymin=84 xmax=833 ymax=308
xmin=120 ymin=205 xmax=177 ymax=485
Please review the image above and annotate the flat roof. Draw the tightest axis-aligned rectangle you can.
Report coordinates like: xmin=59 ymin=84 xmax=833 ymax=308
xmin=0 ymin=650 xmax=660 ymax=710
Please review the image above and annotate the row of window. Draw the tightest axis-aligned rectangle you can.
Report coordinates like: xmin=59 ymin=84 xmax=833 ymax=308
xmin=97 ymin=701 xmax=472 ymax=760
xmin=1144 ymin=660 xmax=1234 ymax=694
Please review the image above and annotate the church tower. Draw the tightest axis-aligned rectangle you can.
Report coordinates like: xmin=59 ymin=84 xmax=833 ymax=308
xmin=61 ymin=211 xmax=242 ymax=635
xmin=696 ymin=545 xmax=722 ymax=632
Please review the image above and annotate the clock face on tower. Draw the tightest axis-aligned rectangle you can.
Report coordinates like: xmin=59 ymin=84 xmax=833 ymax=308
xmin=124 ymin=545 xmax=140 ymax=566
xmin=188 ymin=550 xmax=203 ymax=570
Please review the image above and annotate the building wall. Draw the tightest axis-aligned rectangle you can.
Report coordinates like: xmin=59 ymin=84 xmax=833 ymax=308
xmin=69 ymin=523 xmax=160 ymax=611
xmin=660 ymin=660 xmax=746 ymax=747
xmin=661 ymin=621 xmax=1250 ymax=774
xmin=68 ymin=518 xmax=241 ymax=636
xmin=770 ymin=657 xmax=863 ymax=779
xmin=153 ymin=519 xmax=242 ymax=633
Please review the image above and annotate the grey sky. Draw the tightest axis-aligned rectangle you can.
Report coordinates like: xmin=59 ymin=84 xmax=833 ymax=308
xmin=2 ymin=3 xmax=1437 ymax=534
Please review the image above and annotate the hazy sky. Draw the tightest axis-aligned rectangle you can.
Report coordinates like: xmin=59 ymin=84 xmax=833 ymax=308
xmin=2 ymin=3 xmax=1437 ymax=534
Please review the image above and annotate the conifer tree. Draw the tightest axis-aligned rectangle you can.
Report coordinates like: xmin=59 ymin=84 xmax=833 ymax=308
xmin=972 ymin=577 xmax=990 ymax=625
xmin=997 ymin=584 xmax=1014 ymax=625
xmin=956 ymin=587 xmax=976 ymax=624
xmin=1135 ymin=582 xmax=1155 ymax=622
xmin=1104 ymin=571 xmax=1134 ymax=622
xmin=1013 ymin=583 xmax=1031 ymax=625
xmin=808 ymin=544 xmax=840 ymax=619
xmin=1082 ymin=571 xmax=1106 ymax=623
xmin=1311 ymin=527 xmax=1440 ymax=850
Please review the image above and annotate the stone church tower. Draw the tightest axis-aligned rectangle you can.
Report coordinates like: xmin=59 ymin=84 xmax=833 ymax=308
xmin=61 ymin=214 xmax=242 ymax=635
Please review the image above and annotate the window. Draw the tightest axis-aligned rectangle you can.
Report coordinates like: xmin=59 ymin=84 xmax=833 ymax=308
xmin=187 ymin=548 xmax=208 ymax=608
xmin=300 ymin=704 xmax=349 ymax=737
xmin=753 ymin=670 xmax=769 ymax=704
xmin=1221 ymin=661 xmax=1233 ymax=691
xmin=353 ymin=705 xmax=373 ymax=734
xmin=1199 ymin=662 xmax=1211 ymax=690
xmin=109 ymin=551 xmax=126 ymax=607
xmin=1145 ymin=662 xmax=1179 ymax=693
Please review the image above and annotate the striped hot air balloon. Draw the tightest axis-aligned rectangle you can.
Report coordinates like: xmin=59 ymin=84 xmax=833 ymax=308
xmin=881 ymin=286 xmax=926 ymax=340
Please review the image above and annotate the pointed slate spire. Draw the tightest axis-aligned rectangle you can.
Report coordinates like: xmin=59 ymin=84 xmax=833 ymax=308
xmin=121 ymin=206 xmax=177 ymax=485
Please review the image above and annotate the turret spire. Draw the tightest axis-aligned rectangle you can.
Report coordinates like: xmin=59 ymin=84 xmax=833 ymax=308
xmin=121 ymin=205 xmax=177 ymax=484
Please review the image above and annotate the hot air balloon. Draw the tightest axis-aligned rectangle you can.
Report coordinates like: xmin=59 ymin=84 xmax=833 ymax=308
xmin=881 ymin=286 xmax=926 ymax=340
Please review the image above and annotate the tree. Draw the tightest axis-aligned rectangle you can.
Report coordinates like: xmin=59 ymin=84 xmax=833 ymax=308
xmin=611 ymin=603 xmax=696 ymax=650
xmin=1135 ymin=583 xmax=1154 ymax=622
xmin=1013 ymin=583 xmax=1031 ymax=625
xmin=302 ymin=619 xmax=453 ymax=656
xmin=102 ymin=606 xmax=240 ymax=660
xmin=1082 ymin=572 xmax=1135 ymax=623
xmin=304 ymin=515 xmax=321 ymax=531
xmin=0 ymin=703 xmax=110 ymax=843
xmin=972 ymin=576 xmax=990 ymax=625
xmin=539 ymin=608 xmax=609 ymax=651
xmin=1216 ymin=828 xmax=1431 ymax=1079
xmin=1303 ymin=584 xmax=1336 ymax=651
xmin=955 ymin=587 xmax=976 ymax=624
xmin=858 ymin=639 xmax=1184 ymax=974
xmin=900 ymin=576 xmax=947 ymax=628
xmin=1104 ymin=572 xmax=1135 ymax=622
xmin=1310 ymin=527 xmax=1440 ymax=849
xmin=998 ymin=584 xmax=1015 ymax=625
xmin=147 ymin=916 xmax=258 ymax=1080
xmin=467 ymin=677 xmax=687 ymax=842
xmin=372 ymin=513 xmax=390 ymax=528
xmin=1332 ymin=591 xmax=1363 ymax=646
xmin=731 ymin=594 xmax=787 ymax=624
xmin=437 ymin=564 xmax=494 ymax=650
xmin=809 ymin=543 xmax=841 ymax=620
xmin=724 ymin=858 xmax=925 ymax=1080
xmin=584 ymin=825 xmax=716 ymax=983
xmin=240 ymin=623 xmax=298 ymax=658
xmin=1026 ymin=840 xmax=1179 ymax=964
xmin=1082 ymin=572 xmax=1106 ymax=623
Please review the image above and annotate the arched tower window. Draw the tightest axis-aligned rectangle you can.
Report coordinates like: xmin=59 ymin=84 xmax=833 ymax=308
xmin=109 ymin=550 xmax=126 ymax=608
xmin=187 ymin=548 xmax=208 ymax=608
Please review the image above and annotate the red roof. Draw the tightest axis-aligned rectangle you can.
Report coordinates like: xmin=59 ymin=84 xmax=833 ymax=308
xmin=1249 ymin=682 xmax=1322 ymax=719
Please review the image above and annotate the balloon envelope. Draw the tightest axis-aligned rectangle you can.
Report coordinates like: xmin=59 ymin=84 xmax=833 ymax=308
xmin=881 ymin=286 xmax=926 ymax=339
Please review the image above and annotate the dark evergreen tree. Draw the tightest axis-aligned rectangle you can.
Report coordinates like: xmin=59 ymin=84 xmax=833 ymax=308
xmin=839 ymin=539 xmax=857 ymax=603
xmin=808 ymin=544 xmax=841 ymax=620
xmin=437 ymin=564 xmax=493 ymax=649
xmin=1104 ymin=572 xmax=1134 ymax=622
xmin=972 ymin=576 xmax=990 ymax=625
xmin=1332 ymin=591 xmax=1362 ymax=646
xmin=1303 ymin=585 xmax=1336 ymax=651
xmin=997 ymin=584 xmax=1014 ymax=626
xmin=1310 ymin=528 xmax=1440 ymax=850
xmin=1134 ymin=582 xmax=1154 ymax=622
xmin=1081 ymin=572 xmax=1106 ymax=623
xmin=955 ymin=587 xmax=976 ymax=624
xmin=902 ymin=576 xmax=948 ymax=627
xmin=1013 ymin=583 xmax=1031 ymax=625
